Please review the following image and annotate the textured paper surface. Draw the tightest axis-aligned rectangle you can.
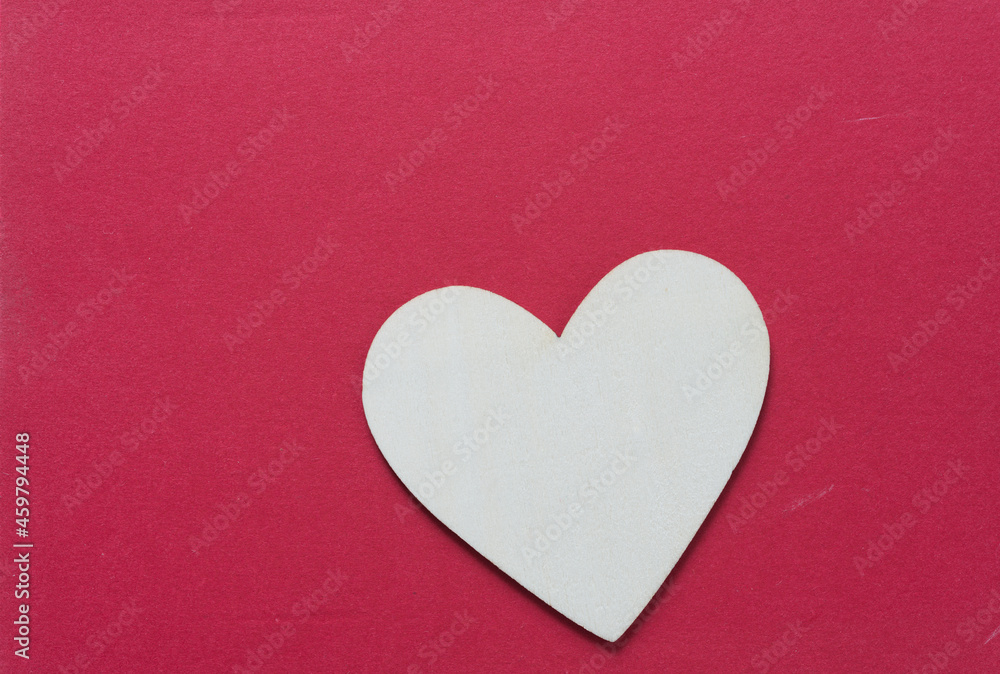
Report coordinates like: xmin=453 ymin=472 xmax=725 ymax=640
xmin=2 ymin=0 xmax=998 ymax=672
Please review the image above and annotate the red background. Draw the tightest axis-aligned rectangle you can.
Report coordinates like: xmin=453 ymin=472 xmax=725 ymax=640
xmin=2 ymin=0 xmax=999 ymax=672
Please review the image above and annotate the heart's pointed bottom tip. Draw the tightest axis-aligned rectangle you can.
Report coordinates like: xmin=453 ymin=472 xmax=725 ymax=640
xmin=587 ymin=621 xmax=629 ymax=642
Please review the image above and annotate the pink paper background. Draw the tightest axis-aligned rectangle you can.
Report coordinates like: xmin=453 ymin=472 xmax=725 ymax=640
xmin=2 ymin=0 xmax=998 ymax=671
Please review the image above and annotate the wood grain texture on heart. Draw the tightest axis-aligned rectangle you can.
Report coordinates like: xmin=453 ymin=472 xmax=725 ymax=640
xmin=362 ymin=250 xmax=770 ymax=641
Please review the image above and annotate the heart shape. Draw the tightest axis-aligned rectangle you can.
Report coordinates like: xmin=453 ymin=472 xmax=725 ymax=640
xmin=362 ymin=251 xmax=769 ymax=640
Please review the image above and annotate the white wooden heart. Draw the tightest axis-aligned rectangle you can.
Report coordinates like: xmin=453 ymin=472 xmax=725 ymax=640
xmin=362 ymin=250 xmax=769 ymax=641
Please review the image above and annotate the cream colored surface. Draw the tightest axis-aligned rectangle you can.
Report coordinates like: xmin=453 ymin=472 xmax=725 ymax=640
xmin=363 ymin=250 xmax=770 ymax=640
